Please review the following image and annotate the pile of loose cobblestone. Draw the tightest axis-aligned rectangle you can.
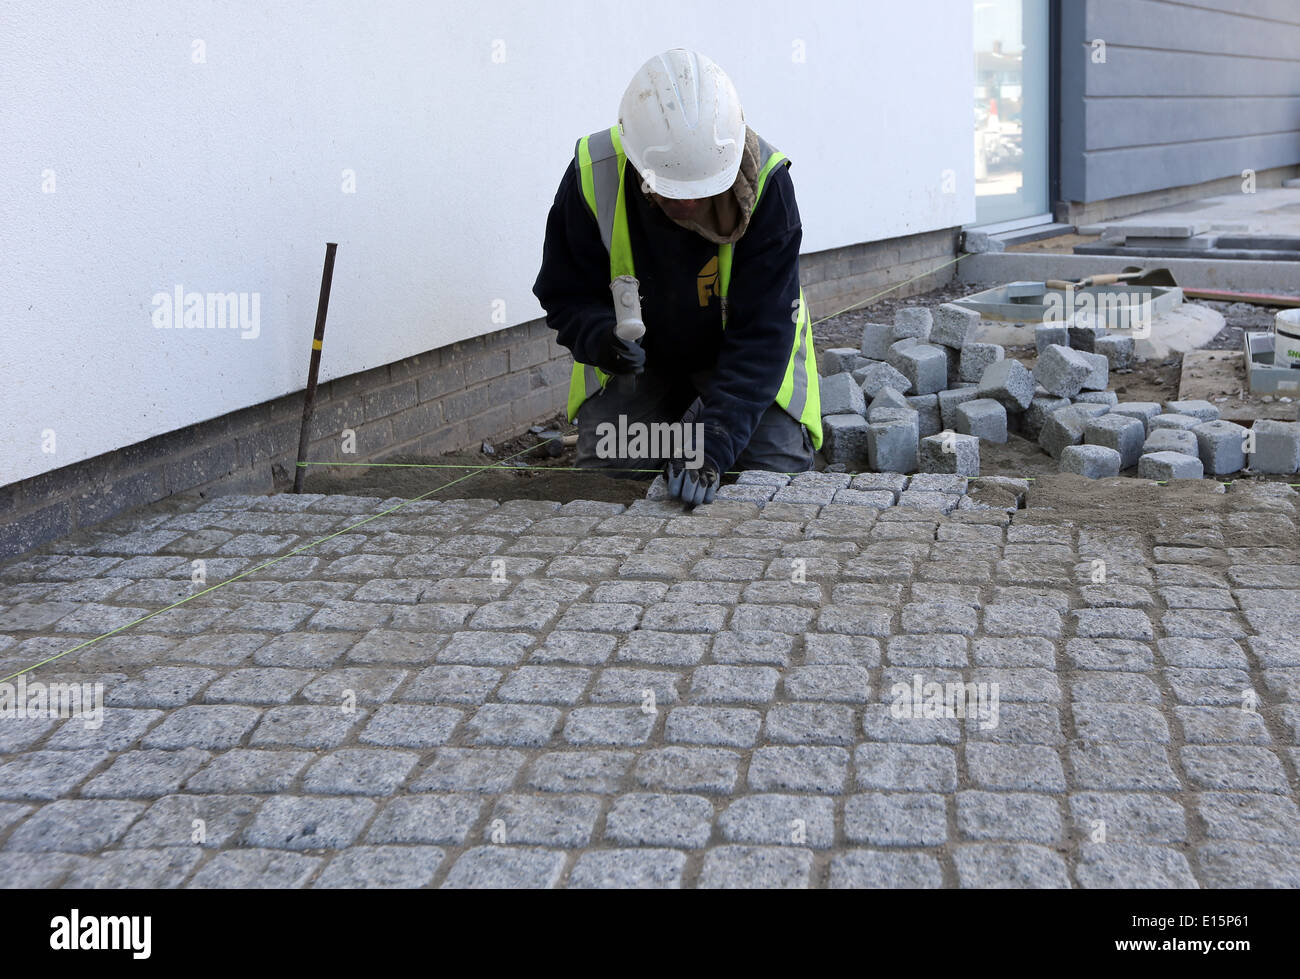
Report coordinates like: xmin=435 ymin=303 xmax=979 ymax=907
xmin=0 ymin=479 xmax=1297 ymax=888
xmin=818 ymin=305 xmax=1300 ymax=480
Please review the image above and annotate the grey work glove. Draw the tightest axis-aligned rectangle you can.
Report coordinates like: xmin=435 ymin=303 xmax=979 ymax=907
xmin=598 ymin=326 xmax=646 ymax=375
xmin=665 ymin=458 xmax=720 ymax=506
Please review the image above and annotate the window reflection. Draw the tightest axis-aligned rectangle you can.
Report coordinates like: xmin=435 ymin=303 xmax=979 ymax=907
xmin=974 ymin=0 xmax=1049 ymax=226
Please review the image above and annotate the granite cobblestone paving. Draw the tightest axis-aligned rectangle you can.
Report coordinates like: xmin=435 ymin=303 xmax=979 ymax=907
xmin=0 ymin=479 xmax=1298 ymax=888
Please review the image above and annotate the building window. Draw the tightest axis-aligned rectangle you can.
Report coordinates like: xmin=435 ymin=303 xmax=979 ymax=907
xmin=974 ymin=0 xmax=1050 ymax=226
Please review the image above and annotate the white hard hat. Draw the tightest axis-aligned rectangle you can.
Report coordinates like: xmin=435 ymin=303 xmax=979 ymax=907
xmin=618 ymin=49 xmax=745 ymax=200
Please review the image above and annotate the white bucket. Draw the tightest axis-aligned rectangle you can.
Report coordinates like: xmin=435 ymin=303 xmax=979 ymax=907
xmin=1276 ymin=309 xmax=1300 ymax=368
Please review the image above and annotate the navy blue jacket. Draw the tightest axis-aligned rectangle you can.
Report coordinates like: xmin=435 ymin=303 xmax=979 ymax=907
xmin=532 ymin=147 xmax=803 ymax=473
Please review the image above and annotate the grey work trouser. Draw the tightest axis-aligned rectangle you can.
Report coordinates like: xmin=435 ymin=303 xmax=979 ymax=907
xmin=573 ymin=368 xmax=815 ymax=478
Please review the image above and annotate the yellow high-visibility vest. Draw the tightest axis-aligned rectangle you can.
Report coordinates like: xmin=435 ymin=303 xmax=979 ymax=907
xmin=565 ymin=125 xmax=822 ymax=449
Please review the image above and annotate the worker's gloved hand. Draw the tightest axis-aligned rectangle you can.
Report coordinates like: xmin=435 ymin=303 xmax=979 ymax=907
xmin=665 ymin=458 xmax=720 ymax=506
xmin=598 ymin=326 xmax=646 ymax=375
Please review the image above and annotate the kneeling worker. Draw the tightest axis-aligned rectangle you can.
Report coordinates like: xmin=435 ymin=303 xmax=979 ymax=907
xmin=533 ymin=48 xmax=821 ymax=504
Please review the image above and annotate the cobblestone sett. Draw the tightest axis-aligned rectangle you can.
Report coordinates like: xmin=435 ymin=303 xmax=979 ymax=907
xmin=315 ymin=845 xmax=446 ymax=888
xmin=142 ymin=706 xmax=262 ymax=750
xmin=690 ymin=666 xmax=780 ymax=704
xmin=185 ymin=750 xmax=313 ymax=794
xmin=188 ymin=848 xmax=323 ymax=888
xmin=783 ymin=665 xmax=872 ymax=703
xmin=466 ymin=704 xmax=563 ymax=747
xmin=568 ymin=848 xmax=687 ymax=889
xmin=1069 ymin=743 xmax=1180 ymax=791
xmin=719 ymin=794 xmax=836 ymax=848
xmin=955 ymin=790 xmax=1062 ymax=843
xmin=829 ymin=850 xmax=944 ymax=888
xmin=3 ymin=486 xmax=1298 ymax=887
xmin=1074 ymin=843 xmax=1197 ymax=888
xmin=524 ymin=750 xmax=633 ymax=794
xmin=665 ymin=707 xmax=763 ymax=747
xmin=1180 ymin=746 xmax=1290 ymax=793
xmin=953 ymin=843 xmax=1071 ymax=888
xmin=854 ymin=743 xmax=957 ymax=791
xmin=697 ymin=845 xmax=813 ymax=889
xmin=242 ymin=796 xmax=376 ymax=850
xmin=764 ymin=704 xmax=858 ymax=745
xmin=711 ymin=630 xmax=796 ymax=666
xmin=634 ymin=747 xmax=741 ymax=794
xmin=1196 ymin=843 xmax=1300 ymax=887
xmin=966 ymin=744 xmax=1066 ymax=792
xmin=564 ymin=708 xmax=657 ymax=747
xmin=1067 ymin=792 xmax=1187 ymax=843
xmin=604 ymin=793 xmax=714 ymax=848
xmin=748 ymin=746 xmax=850 ymax=794
xmin=487 ymin=794 xmax=602 ymax=847
xmin=409 ymin=749 xmax=525 ymax=794
xmin=81 ymin=748 xmax=212 ymax=798
xmin=845 ymin=792 xmax=947 ymax=846
xmin=249 ymin=706 xmax=365 ymax=748
xmin=440 ymin=846 xmax=567 ymax=889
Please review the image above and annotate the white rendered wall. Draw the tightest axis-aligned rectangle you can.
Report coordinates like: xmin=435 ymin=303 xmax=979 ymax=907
xmin=0 ymin=0 xmax=974 ymax=485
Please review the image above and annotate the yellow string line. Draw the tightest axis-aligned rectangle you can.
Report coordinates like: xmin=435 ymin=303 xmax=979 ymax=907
xmin=296 ymin=461 xmax=664 ymax=472
xmin=0 ymin=438 xmax=558 ymax=684
xmin=296 ymin=461 xmax=755 ymax=475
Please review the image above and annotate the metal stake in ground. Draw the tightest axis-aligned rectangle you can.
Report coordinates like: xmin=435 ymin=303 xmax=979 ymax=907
xmin=293 ymin=242 xmax=339 ymax=493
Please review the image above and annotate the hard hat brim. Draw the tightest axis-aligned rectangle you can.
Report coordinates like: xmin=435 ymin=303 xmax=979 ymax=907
xmin=633 ymin=162 xmax=740 ymax=201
